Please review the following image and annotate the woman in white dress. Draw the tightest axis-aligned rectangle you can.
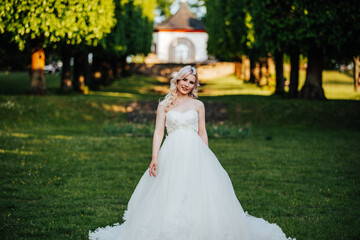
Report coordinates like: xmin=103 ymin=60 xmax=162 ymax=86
xmin=89 ymin=66 xmax=294 ymax=240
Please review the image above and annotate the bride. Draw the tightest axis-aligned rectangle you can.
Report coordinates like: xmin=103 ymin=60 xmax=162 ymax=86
xmin=89 ymin=66 xmax=294 ymax=240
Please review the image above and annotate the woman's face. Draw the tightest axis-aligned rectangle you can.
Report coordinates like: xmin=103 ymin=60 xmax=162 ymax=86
xmin=176 ymin=74 xmax=196 ymax=95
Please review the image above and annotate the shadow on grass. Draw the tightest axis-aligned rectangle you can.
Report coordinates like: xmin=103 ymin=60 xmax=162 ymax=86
xmin=1 ymin=71 xmax=360 ymax=239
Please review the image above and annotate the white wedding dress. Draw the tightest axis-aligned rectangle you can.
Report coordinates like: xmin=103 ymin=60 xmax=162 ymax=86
xmin=89 ymin=110 xmax=294 ymax=240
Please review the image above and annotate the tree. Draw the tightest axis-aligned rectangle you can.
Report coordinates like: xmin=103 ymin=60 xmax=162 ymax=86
xmin=206 ymin=0 xmax=249 ymax=61
xmin=206 ymin=0 xmax=253 ymax=81
xmin=0 ymin=0 xmax=115 ymax=94
xmin=284 ymin=2 xmax=304 ymax=98
xmin=249 ymin=0 xmax=305 ymax=96
xmin=354 ymin=57 xmax=360 ymax=91
xmin=206 ymin=0 xmax=360 ymax=98
xmin=156 ymin=0 xmax=174 ymax=18
xmin=206 ymin=0 xmax=281 ymax=85
xmin=0 ymin=33 xmax=30 ymax=71
xmin=330 ymin=0 xmax=360 ymax=92
xmin=297 ymin=0 xmax=360 ymax=99
xmin=91 ymin=0 xmax=156 ymax=86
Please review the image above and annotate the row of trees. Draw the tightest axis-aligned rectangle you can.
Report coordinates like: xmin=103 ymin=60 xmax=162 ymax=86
xmin=1 ymin=0 xmax=359 ymax=98
xmin=0 ymin=0 xmax=171 ymax=94
xmin=205 ymin=0 xmax=360 ymax=99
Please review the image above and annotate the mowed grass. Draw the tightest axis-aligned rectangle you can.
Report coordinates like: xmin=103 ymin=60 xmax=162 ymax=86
xmin=0 ymin=71 xmax=360 ymax=239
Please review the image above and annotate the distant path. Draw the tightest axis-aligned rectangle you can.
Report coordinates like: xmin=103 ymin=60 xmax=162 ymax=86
xmin=126 ymin=101 xmax=227 ymax=123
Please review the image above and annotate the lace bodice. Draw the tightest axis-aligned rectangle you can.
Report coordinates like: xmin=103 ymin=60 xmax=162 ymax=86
xmin=165 ymin=110 xmax=198 ymax=135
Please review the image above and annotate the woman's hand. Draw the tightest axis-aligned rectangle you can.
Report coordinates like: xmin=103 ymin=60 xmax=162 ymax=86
xmin=149 ymin=103 xmax=165 ymax=178
xmin=149 ymin=160 xmax=157 ymax=177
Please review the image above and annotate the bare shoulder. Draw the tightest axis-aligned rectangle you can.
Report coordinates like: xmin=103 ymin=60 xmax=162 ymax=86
xmin=192 ymin=99 xmax=205 ymax=111
xmin=157 ymin=100 xmax=166 ymax=113
xmin=158 ymin=100 xmax=166 ymax=107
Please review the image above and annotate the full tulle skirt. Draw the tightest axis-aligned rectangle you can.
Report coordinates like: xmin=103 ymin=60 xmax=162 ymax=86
xmin=89 ymin=130 xmax=294 ymax=240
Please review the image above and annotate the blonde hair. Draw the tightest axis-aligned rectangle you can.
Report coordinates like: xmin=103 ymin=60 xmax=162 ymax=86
xmin=162 ymin=66 xmax=199 ymax=109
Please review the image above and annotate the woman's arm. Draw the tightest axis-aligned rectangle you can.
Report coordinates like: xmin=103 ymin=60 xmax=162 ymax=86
xmin=149 ymin=103 xmax=166 ymax=177
xmin=197 ymin=101 xmax=208 ymax=147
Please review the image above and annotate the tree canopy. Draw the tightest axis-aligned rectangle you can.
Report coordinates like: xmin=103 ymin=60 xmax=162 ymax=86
xmin=205 ymin=0 xmax=249 ymax=61
xmin=0 ymin=0 xmax=116 ymax=50
xmin=156 ymin=0 xmax=174 ymax=18
xmin=205 ymin=0 xmax=360 ymax=98
xmin=100 ymin=0 xmax=156 ymax=57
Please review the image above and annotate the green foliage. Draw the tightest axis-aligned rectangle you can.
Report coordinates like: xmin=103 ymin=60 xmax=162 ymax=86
xmin=248 ymin=0 xmax=360 ymax=60
xmin=99 ymin=0 xmax=155 ymax=57
xmin=206 ymin=0 xmax=249 ymax=60
xmin=206 ymin=0 xmax=360 ymax=62
xmin=156 ymin=0 xmax=174 ymax=18
xmin=295 ymin=0 xmax=360 ymax=59
xmin=0 ymin=0 xmax=116 ymax=50
xmin=0 ymin=33 xmax=30 ymax=70
xmin=249 ymin=0 xmax=303 ymax=54
xmin=135 ymin=0 xmax=157 ymax=20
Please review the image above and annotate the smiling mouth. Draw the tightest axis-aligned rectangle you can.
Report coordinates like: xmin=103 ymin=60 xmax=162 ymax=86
xmin=182 ymin=87 xmax=188 ymax=91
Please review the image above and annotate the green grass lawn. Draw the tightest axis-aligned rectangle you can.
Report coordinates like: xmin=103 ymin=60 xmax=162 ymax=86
xmin=0 ymin=71 xmax=359 ymax=239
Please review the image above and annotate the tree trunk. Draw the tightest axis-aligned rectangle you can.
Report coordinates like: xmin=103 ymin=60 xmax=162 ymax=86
xmin=249 ymin=55 xmax=256 ymax=83
xmin=112 ymin=55 xmax=122 ymax=79
xmin=354 ymin=56 xmax=360 ymax=91
xmin=241 ymin=55 xmax=249 ymax=80
xmin=234 ymin=61 xmax=242 ymax=78
xmin=30 ymin=40 xmax=46 ymax=94
xmin=254 ymin=62 xmax=260 ymax=84
xmin=61 ymin=44 xmax=72 ymax=93
xmin=267 ymin=54 xmax=275 ymax=84
xmin=299 ymin=45 xmax=326 ymax=99
xmin=83 ymin=54 xmax=91 ymax=88
xmin=289 ymin=48 xmax=300 ymax=98
xmin=73 ymin=51 xmax=89 ymax=93
xmin=274 ymin=50 xmax=285 ymax=95
xmin=100 ymin=55 xmax=114 ymax=86
xmin=259 ymin=57 xmax=268 ymax=86
xmin=90 ymin=53 xmax=102 ymax=90
xmin=234 ymin=55 xmax=242 ymax=79
xmin=120 ymin=55 xmax=130 ymax=77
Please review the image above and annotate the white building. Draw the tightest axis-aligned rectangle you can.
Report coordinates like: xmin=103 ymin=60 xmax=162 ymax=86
xmin=152 ymin=1 xmax=208 ymax=64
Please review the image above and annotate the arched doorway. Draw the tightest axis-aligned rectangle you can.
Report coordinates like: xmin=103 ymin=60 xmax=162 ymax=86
xmin=169 ymin=38 xmax=195 ymax=63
